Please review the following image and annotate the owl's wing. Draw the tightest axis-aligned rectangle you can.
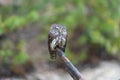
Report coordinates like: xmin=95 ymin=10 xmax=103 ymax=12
xmin=48 ymin=33 xmax=57 ymax=60
xmin=64 ymin=37 xmax=67 ymax=52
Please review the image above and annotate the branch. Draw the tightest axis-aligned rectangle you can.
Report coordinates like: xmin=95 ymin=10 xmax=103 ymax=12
xmin=56 ymin=48 xmax=83 ymax=80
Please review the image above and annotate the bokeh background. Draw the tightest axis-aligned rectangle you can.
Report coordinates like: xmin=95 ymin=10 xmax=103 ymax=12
xmin=0 ymin=0 xmax=120 ymax=80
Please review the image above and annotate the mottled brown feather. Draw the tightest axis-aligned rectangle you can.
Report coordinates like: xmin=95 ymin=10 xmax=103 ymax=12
xmin=48 ymin=24 xmax=67 ymax=60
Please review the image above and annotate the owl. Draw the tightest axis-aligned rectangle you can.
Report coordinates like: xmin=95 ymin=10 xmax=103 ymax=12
xmin=48 ymin=24 xmax=67 ymax=60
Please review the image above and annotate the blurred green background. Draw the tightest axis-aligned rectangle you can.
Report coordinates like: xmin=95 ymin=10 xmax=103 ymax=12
xmin=0 ymin=0 xmax=120 ymax=77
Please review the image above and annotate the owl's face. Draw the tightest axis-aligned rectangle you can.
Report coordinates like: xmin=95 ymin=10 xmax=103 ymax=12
xmin=50 ymin=24 xmax=67 ymax=37
xmin=49 ymin=24 xmax=67 ymax=51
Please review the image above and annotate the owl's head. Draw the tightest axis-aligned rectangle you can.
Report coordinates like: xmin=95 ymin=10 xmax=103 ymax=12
xmin=50 ymin=24 xmax=67 ymax=36
xmin=49 ymin=24 xmax=67 ymax=51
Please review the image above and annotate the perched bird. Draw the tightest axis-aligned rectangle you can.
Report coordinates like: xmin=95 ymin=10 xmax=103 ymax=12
xmin=48 ymin=24 xmax=67 ymax=60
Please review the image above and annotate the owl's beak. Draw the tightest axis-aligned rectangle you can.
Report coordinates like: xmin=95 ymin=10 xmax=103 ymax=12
xmin=59 ymin=29 xmax=62 ymax=33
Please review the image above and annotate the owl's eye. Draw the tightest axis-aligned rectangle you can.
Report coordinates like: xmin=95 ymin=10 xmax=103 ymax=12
xmin=54 ymin=29 xmax=59 ymax=35
xmin=62 ymin=27 xmax=64 ymax=30
xmin=62 ymin=30 xmax=67 ymax=35
xmin=62 ymin=28 xmax=65 ymax=31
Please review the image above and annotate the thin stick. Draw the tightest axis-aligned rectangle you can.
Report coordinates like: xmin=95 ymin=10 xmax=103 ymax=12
xmin=56 ymin=48 xmax=83 ymax=80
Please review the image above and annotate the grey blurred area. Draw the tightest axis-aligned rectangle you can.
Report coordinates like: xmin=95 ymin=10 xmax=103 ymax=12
xmin=0 ymin=0 xmax=20 ymax=6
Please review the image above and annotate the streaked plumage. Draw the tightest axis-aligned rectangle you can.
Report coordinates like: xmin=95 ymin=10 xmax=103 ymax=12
xmin=48 ymin=24 xmax=67 ymax=60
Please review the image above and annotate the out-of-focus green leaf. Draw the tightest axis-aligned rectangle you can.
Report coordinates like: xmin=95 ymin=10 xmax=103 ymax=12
xmin=26 ymin=11 xmax=39 ymax=22
xmin=78 ymin=35 xmax=87 ymax=45
xmin=89 ymin=30 xmax=105 ymax=45
xmin=13 ymin=52 xmax=28 ymax=64
xmin=0 ymin=27 xmax=3 ymax=35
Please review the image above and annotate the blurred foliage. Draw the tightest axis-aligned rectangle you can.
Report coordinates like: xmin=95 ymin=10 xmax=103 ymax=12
xmin=0 ymin=0 xmax=120 ymax=64
xmin=0 ymin=40 xmax=28 ymax=65
xmin=0 ymin=11 xmax=39 ymax=35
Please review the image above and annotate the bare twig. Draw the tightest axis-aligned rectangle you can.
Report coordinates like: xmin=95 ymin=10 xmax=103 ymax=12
xmin=56 ymin=48 xmax=83 ymax=80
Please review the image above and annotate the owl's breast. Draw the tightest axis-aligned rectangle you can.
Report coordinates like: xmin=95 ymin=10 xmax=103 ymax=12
xmin=58 ymin=36 xmax=66 ymax=48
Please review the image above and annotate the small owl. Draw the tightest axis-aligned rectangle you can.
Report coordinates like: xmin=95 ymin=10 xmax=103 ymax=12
xmin=48 ymin=24 xmax=67 ymax=60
